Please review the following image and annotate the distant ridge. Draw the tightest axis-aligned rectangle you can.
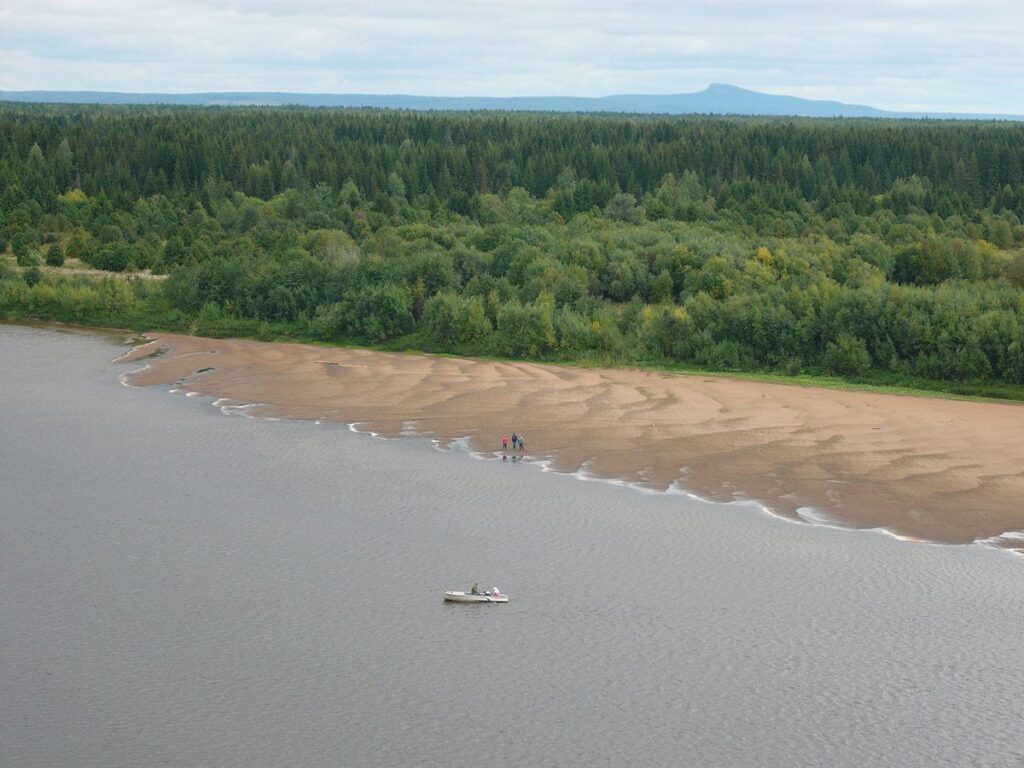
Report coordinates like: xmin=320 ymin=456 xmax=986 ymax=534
xmin=0 ymin=83 xmax=1020 ymax=120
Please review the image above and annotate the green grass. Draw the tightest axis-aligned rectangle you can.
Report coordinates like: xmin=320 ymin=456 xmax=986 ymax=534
xmin=3 ymin=282 xmax=1022 ymax=405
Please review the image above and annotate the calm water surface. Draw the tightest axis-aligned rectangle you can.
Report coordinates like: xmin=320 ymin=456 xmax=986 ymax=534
xmin=2 ymin=325 xmax=1023 ymax=767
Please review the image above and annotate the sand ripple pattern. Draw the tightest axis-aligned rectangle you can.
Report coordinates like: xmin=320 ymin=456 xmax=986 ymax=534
xmin=122 ymin=334 xmax=1024 ymax=549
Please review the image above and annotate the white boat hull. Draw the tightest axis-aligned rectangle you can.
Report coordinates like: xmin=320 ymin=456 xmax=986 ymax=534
xmin=444 ymin=591 xmax=509 ymax=603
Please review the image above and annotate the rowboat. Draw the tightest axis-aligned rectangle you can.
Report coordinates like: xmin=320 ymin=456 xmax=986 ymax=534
xmin=444 ymin=590 xmax=508 ymax=603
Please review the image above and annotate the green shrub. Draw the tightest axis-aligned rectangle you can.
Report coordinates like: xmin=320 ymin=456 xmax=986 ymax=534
xmin=17 ymin=250 xmax=41 ymax=267
xmin=824 ymin=333 xmax=872 ymax=378
xmin=22 ymin=266 xmax=42 ymax=287
xmin=45 ymin=243 xmax=65 ymax=267
xmin=423 ymin=292 xmax=492 ymax=347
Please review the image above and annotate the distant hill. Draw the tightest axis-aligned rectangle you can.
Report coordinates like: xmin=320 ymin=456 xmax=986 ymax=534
xmin=0 ymin=83 xmax=1019 ymax=120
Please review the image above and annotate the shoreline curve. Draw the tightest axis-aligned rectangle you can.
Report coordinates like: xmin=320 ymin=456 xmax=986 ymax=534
xmin=117 ymin=331 xmax=1024 ymax=555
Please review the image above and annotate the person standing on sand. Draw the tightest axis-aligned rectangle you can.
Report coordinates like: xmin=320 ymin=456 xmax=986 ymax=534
xmin=501 ymin=434 xmax=509 ymax=453
xmin=511 ymin=432 xmax=519 ymax=452
xmin=517 ymin=433 xmax=525 ymax=453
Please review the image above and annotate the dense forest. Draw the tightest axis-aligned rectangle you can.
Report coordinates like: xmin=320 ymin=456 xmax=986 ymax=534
xmin=2 ymin=104 xmax=1024 ymax=395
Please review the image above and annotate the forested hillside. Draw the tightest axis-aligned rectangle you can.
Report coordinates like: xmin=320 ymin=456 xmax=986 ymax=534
xmin=2 ymin=104 xmax=1024 ymax=394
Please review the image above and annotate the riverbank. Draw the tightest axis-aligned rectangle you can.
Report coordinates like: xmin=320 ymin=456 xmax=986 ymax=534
xmin=119 ymin=332 xmax=1024 ymax=551
xmin=9 ymin=322 xmax=1024 ymax=768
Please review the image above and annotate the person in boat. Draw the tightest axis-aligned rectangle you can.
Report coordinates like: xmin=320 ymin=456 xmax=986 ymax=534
xmin=470 ymin=583 xmax=479 ymax=595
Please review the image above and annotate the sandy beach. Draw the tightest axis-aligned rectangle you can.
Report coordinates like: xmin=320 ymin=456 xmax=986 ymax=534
xmin=120 ymin=333 xmax=1024 ymax=552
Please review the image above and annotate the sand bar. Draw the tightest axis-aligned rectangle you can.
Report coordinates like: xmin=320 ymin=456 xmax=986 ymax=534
xmin=120 ymin=333 xmax=1024 ymax=552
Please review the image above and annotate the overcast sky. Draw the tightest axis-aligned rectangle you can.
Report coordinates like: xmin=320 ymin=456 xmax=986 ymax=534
xmin=1 ymin=0 xmax=1021 ymax=112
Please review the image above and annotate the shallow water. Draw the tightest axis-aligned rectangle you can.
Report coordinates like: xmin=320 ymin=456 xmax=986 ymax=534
xmin=2 ymin=325 xmax=1023 ymax=767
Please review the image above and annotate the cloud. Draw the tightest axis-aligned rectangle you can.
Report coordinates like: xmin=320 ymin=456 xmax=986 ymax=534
xmin=0 ymin=0 xmax=1021 ymax=112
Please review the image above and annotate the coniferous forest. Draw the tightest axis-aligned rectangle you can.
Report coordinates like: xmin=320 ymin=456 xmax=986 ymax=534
xmin=3 ymin=104 xmax=1024 ymax=395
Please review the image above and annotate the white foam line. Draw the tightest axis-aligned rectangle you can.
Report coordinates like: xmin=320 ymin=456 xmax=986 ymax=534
xmin=393 ymin=435 xmax=1024 ymax=559
xmin=112 ymin=338 xmax=206 ymax=365
xmin=531 ymin=458 xmax=666 ymax=497
xmin=442 ymin=435 xmax=486 ymax=456
xmin=672 ymin=482 xmax=800 ymax=525
xmin=347 ymin=422 xmax=381 ymax=439
xmin=670 ymin=491 xmax=944 ymax=550
xmin=167 ymin=386 xmax=270 ymax=419
xmin=124 ymin=378 xmax=1024 ymax=561
xmin=973 ymin=529 xmax=1024 ymax=559
xmin=544 ymin=464 xmax=843 ymax=544
xmin=111 ymin=342 xmax=156 ymax=364
xmin=218 ymin=403 xmax=266 ymax=417
xmin=872 ymin=528 xmax=935 ymax=544
xmin=791 ymin=505 xmax=942 ymax=546
xmin=796 ymin=506 xmax=842 ymax=526
xmin=535 ymin=457 xmax=985 ymax=554
xmin=569 ymin=465 xmax=663 ymax=495
xmin=119 ymin=362 xmax=151 ymax=386
xmin=992 ymin=530 xmax=1024 ymax=541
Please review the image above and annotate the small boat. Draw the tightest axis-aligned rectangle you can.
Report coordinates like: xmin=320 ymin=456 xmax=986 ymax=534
xmin=444 ymin=590 xmax=509 ymax=603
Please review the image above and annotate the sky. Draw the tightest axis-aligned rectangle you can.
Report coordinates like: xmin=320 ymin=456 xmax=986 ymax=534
xmin=0 ymin=0 xmax=1021 ymax=113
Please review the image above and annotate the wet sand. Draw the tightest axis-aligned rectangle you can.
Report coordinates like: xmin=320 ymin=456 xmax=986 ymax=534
xmin=120 ymin=333 xmax=1024 ymax=552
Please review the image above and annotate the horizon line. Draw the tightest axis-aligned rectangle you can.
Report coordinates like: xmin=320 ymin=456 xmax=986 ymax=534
xmin=0 ymin=85 xmax=1020 ymax=119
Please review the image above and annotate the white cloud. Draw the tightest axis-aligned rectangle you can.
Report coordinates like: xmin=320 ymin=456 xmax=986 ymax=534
xmin=0 ymin=0 xmax=1021 ymax=112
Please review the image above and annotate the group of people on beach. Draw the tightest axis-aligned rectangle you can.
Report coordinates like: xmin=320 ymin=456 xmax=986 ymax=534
xmin=501 ymin=432 xmax=526 ymax=454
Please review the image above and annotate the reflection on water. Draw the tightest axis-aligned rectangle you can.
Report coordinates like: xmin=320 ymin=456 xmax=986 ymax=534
xmin=2 ymin=325 xmax=1023 ymax=768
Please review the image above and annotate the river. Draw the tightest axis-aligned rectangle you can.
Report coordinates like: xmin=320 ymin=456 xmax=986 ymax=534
xmin=2 ymin=324 xmax=1022 ymax=767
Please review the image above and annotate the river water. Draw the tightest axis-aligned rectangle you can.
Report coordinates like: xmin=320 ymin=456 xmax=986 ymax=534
xmin=2 ymin=324 xmax=1023 ymax=767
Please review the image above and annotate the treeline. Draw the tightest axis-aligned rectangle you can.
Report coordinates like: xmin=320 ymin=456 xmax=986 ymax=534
xmin=2 ymin=104 xmax=1024 ymax=393
xmin=3 ymin=105 xmax=1024 ymax=224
